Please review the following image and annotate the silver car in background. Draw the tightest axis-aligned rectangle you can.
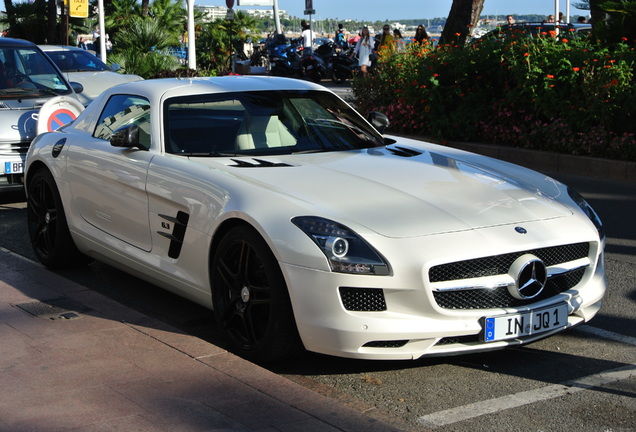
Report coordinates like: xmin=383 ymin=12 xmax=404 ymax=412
xmin=0 ymin=38 xmax=80 ymax=192
xmin=39 ymin=45 xmax=142 ymax=106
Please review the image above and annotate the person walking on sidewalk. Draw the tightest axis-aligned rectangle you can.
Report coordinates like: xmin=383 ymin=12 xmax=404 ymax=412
xmin=352 ymin=26 xmax=374 ymax=76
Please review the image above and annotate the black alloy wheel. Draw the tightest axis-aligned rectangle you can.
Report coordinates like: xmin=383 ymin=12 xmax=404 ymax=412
xmin=27 ymin=168 xmax=86 ymax=268
xmin=211 ymin=225 xmax=303 ymax=363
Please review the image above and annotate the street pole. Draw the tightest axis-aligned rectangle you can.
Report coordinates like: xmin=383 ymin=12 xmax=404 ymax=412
xmin=98 ymin=0 xmax=106 ymax=62
xmin=273 ymin=0 xmax=281 ymax=34
xmin=188 ymin=0 xmax=196 ymax=70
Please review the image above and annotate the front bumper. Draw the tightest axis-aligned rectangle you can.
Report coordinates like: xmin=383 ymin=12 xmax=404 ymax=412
xmin=280 ymin=221 xmax=606 ymax=360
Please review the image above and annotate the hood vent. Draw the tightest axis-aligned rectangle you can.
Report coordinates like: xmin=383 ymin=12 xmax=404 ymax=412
xmin=0 ymin=102 xmax=9 ymax=109
xmin=387 ymin=146 xmax=422 ymax=158
xmin=230 ymin=158 xmax=292 ymax=168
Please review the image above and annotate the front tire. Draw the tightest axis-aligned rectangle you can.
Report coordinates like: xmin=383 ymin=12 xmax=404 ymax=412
xmin=27 ymin=168 xmax=87 ymax=268
xmin=211 ymin=225 xmax=303 ymax=363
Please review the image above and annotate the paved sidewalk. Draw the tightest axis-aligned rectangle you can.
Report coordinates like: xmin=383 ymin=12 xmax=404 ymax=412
xmin=0 ymin=248 xmax=407 ymax=432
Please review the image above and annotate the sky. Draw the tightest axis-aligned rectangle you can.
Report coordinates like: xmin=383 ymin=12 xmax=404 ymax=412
xmin=206 ymin=1 xmax=589 ymax=21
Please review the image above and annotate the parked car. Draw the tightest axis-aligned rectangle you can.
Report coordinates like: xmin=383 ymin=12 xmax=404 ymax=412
xmin=0 ymin=37 xmax=83 ymax=193
xmin=480 ymin=22 xmax=592 ymax=41
xmin=25 ymin=76 xmax=606 ymax=362
xmin=39 ymin=45 xmax=142 ymax=106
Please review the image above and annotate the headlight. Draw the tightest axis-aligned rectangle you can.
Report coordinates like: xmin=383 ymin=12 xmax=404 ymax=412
xmin=292 ymin=216 xmax=390 ymax=275
xmin=568 ymin=187 xmax=605 ymax=239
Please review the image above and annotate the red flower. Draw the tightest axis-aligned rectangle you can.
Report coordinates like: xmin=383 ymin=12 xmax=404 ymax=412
xmin=547 ymin=74 xmax=555 ymax=79
xmin=572 ymin=67 xmax=580 ymax=72
xmin=562 ymin=38 xmax=569 ymax=43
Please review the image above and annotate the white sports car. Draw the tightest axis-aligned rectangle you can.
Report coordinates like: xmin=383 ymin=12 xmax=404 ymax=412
xmin=25 ymin=76 xmax=606 ymax=362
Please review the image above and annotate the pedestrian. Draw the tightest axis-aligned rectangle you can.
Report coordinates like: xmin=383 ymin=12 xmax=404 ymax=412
xmin=377 ymin=24 xmax=394 ymax=55
xmin=413 ymin=24 xmax=429 ymax=44
xmin=301 ymin=20 xmax=313 ymax=54
xmin=506 ymin=15 xmax=515 ymax=25
xmin=577 ymin=16 xmax=587 ymax=23
xmin=352 ymin=26 xmax=374 ymax=77
xmin=77 ymin=37 xmax=87 ymax=50
xmin=335 ymin=23 xmax=348 ymax=48
xmin=393 ymin=29 xmax=405 ymax=52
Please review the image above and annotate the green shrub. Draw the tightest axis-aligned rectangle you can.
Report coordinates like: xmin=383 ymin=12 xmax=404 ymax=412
xmin=353 ymin=29 xmax=636 ymax=161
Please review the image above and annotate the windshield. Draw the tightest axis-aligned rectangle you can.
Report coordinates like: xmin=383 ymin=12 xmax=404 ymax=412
xmin=0 ymin=46 xmax=73 ymax=98
xmin=46 ymin=49 xmax=111 ymax=73
xmin=164 ymin=90 xmax=385 ymax=156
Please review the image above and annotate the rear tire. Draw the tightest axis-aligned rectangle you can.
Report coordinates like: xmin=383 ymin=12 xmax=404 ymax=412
xmin=211 ymin=225 xmax=304 ymax=363
xmin=27 ymin=168 xmax=89 ymax=268
xmin=332 ymin=69 xmax=348 ymax=84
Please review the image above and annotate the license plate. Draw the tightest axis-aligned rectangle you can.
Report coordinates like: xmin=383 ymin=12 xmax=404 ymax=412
xmin=5 ymin=161 xmax=24 ymax=174
xmin=482 ymin=303 xmax=568 ymax=342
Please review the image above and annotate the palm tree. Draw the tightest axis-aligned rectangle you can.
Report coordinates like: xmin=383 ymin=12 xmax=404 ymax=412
xmin=195 ymin=10 xmax=258 ymax=73
xmin=575 ymin=0 xmax=636 ymax=42
xmin=0 ymin=0 xmax=48 ymax=42
xmin=106 ymin=0 xmax=143 ymax=36
xmin=108 ymin=18 xmax=181 ymax=77
xmin=149 ymin=0 xmax=186 ymax=44
xmin=439 ymin=0 xmax=485 ymax=46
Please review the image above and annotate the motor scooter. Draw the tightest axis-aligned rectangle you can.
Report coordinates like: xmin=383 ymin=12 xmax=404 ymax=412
xmin=315 ymin=42 xmax=357 ymax=83
xmin=268 ymin=37 xmax=303 ymax=78
xmin=299 ymin=47 xmax=328 ymax=83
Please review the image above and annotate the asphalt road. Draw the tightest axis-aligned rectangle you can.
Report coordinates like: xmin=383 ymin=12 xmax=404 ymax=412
xmin=1 ymin=171 xmax=634 ymax=432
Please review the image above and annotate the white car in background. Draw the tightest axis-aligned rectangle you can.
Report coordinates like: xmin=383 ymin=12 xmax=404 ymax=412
xmin=39 ymin=45 xmax=142 ymax=106
xmin=0 ymin=37 xmax=82 ymax=193
xmin=24 ymin=76 xmax=606 ymax=362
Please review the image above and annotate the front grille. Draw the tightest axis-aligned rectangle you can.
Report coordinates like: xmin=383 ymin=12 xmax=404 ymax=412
xmin=0 ymin=141 xmax=30 ymax=157
xmin=363 ymin=340 xmax=409 ymax=348
xmin=433 ymin=268 xmax=585 ymax=309
xmin=436 ymin=335 xmax=480 ymax=345
xmin=430 ymin=243 xmax=589 ymax=282
xmin=430 ymin=243 xmax=590 ymax=310
xmin=339 ymin=287 xmax=387 ymax=311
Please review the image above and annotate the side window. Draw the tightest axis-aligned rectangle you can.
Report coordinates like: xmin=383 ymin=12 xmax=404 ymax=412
xmin=94 ymin=95 xmax=151 ymax=148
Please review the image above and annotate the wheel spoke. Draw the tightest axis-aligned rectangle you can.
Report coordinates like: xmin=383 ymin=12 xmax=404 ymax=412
xmin=28 ymin=177 xmax=58 ymax=258
xmin=216 ymin=237 xmax=272 ymax=350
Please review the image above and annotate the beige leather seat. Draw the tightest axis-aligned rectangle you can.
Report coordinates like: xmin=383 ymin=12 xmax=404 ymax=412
xmin=235 ymin=113 xmax=297 ymax=150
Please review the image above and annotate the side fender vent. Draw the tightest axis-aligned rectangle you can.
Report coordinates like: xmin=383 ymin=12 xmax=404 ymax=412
xmin=158 ymin=211 xmax=190 ymax=259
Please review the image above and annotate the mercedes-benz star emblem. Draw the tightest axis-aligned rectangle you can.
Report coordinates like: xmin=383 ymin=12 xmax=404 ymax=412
xmin=508 ymin=254 xmax=548 ymax=300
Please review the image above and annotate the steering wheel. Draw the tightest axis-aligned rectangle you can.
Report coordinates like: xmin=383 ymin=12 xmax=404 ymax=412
xmin=6 ymin=71 xmax=32 ymax=88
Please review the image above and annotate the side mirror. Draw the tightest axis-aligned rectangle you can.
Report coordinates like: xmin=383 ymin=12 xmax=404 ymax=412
xmin=109 ymin=63 xmax=122 ymax=72
xmin=70 ymin=81 xmax=84 ymax=94
xmin=367 ymin=111 xmax=390 ymax=134
xmin=110 ymin=124 xmax=144 ymax=149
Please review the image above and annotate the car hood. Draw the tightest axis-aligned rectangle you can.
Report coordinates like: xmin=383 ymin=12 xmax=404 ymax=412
xmin=62 ymin=71 xmax=142 ymax=103
xmin=202 ymin=143 xmax=572 ymax=238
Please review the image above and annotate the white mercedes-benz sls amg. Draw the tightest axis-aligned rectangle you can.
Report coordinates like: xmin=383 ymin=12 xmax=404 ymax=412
xmin=25 ymin=76 xmax=606 ymax=362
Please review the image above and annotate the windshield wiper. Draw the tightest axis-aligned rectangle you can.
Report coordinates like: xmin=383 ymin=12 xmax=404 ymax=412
xmin=36 ymin=88 xmax=65 ymax=96
xmin=178 ymin=152 xmax=240 ymax=157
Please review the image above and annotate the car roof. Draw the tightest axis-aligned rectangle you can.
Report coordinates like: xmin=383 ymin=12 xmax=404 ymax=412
xmin=39 ymin=45 xmax=85 ymax=52
xmin=0 ymin=37 xmax=39 ymax=48
xmin=103 ymin=76 xmax=326 ymax=100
